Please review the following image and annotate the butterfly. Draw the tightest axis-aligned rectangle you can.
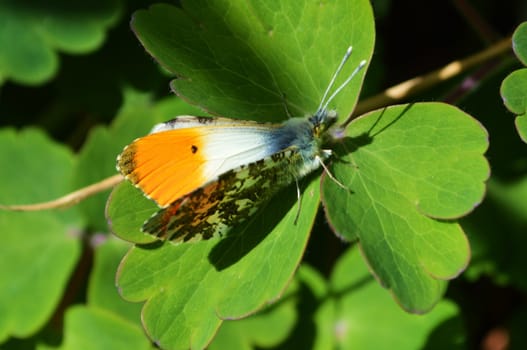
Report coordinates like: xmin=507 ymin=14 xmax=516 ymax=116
xmin=117 ymin=47 xmax=366 ymax=243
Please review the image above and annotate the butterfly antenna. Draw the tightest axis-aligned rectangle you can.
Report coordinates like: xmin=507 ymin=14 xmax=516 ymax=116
xmin=316 ymin=46 xmax=353 ymax=114
xmin=321 ymin=59 xmax=367 ymax=113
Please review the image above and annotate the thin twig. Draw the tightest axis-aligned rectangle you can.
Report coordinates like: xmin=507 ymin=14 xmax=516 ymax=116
xmin=452 ymin=0 xmax=500 ymax=44
xmin=0 ymin=174 xmax=123 ymax=211
xmin=350 ymin=36 xmax=512 ymax=121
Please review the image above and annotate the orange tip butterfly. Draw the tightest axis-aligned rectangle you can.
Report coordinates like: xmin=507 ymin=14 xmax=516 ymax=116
xmin=117 ymin=47 xmax=366 ymax=243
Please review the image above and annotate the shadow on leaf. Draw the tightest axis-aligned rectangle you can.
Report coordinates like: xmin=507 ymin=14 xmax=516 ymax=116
xmin=208 ymin=178 xmax=310 ymax=271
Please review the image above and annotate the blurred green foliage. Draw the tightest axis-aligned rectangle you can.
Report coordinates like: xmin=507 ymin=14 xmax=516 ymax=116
xmin=0 ymin=1 xmax=526 ymax=349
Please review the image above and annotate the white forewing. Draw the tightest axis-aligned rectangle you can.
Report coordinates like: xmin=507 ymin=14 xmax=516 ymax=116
xmin=151 ymin=116 xmax=283 ymax=181
xmin=201 ymin=129 xmax=275 ymax=179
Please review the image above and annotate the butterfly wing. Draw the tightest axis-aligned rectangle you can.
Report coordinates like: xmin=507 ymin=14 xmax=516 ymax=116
xmin=117 ymin=116 xmax=281 ymax=207
xmin=142 ymin=148 xmax=308 ymax=242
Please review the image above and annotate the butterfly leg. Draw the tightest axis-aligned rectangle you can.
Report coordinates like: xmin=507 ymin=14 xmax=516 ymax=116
xmin=293 ymin=177 xmax=302 ymax=224
xmin=316 ymin=154 xmax=348 ymax=190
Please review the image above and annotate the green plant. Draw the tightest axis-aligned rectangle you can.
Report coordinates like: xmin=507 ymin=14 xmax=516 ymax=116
xmin=1 ymin=1 xmax=526 ymax=349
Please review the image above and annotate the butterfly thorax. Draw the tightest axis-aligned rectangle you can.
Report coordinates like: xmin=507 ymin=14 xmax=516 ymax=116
xmin=270 ymin=108 xmax=337 ymax=178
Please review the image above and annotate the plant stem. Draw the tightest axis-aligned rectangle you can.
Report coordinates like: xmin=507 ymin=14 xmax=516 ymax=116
xmin=349 ymin=36 xmax=512 ymax=123
xmin=0 ymin=174 xmax=123 ymax=211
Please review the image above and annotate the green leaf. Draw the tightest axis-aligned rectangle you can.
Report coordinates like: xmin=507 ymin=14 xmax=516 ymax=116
xmin=0 ymin=0 xmax=121 ymax=85
xmin=326 ymin=246 xmax=465 ymax=349
xmin=108 ymin=1 xmax=375 ymax=348
xmin=463 ymin=177 xmax=527 ymax=291
xmin=275 ymin=252 xmax=464 ymax=349
xmin=74 ymin=89 xmax=205 ymax=232
xmin=42 ymin=232 xmax=149 ymax=350
xmin=501 ymin=69 xmax=527 ymax=115
xmin=106 ymin=182 xmax=159 ymax=244
xmin=0 ymin=128 xmax=81 ymax=341
xmin=500 ymin=22 xmax=527 ymax=143
xmin=114 ymin=176 xmax=320 ymax=350
xmin=516 ymin=114 xmax=527 ymax=143
xmin=52 ymin=306 xmax=152 ymax=350
xmin=513 ymin=21 xmax=527 ymax=66
xmin=208 ymin=272 xmax=299 ymax=350
xmin=87 ymin=236 xmax=143 ymax=324
xmin=131 ymin=0 xmax=374 ymax=121
xmin=501 ymin=69 xmax=527 ymax=143
xmin=322 ymin=103 xmax=489 ymax=312
xmin=275 ymin=265 xmax=333 ymax=350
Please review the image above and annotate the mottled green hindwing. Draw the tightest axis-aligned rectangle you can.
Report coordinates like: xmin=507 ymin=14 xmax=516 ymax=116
xmin=142 ymin=147 xmax=310 ymax=242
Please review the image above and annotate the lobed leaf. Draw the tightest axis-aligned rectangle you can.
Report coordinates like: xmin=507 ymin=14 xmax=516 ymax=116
xmin=109 ymin=1 xmax=375 ymax=348
xmin=326 ymin=246 xmax=465 ymax=349
xmin=463 ymin=177 xmax=527 ymax=291
xmin=87 ymin=236 xmax=143 ymax=324
xmin=516 ymin=115 xmax=527 ymax=143
xmin=131 ymin=0 xmax=374 ymax=122
xmin=113 ymin=176 xmax=320 ymax=349
xmin=0 ymin=0 xmax=120 ymax=85
xmin=266 ymin=250 xmax=465 ymax=349
xmin=501 ymin=69 xmax=527 ymax=143
xmin=208 ymin=272 xmax=299 ymax=350
xmin=50 ymin=306 xmax=152 ymax=350
xmin=501 ymin=68 xmax=527 ymax=115
xmin=501 ymin=22 xmax=527 ymax=143
xmin=512 ymin=21 xmax=527 ymax=66
xmin=0 ymin=129 xmax=81 ymax=341
xmin=322 ymin=103 xmax=490 ymax=312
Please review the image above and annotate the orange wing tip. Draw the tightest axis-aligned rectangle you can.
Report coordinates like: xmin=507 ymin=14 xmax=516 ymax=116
xmin=116 ymin=128 xmax=211 ymax=208
xmin=116 ymin=142 xmax=164 ymax=206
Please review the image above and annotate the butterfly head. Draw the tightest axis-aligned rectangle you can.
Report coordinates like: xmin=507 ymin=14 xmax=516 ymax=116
xmin=309 ymin=108 xmax=338 ymax=140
